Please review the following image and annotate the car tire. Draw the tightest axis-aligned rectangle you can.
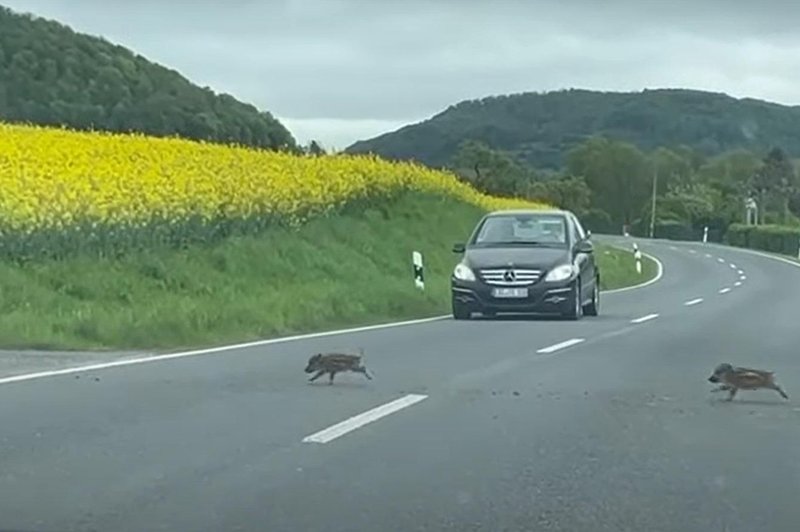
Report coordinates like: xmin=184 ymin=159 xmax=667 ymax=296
xmin=583 ymin=277 xmax=599 ymax=316
xmin=563 ymin=278 xmax=583 ymax=321
xmin=452 ymin=298 xmax=471 ymax=320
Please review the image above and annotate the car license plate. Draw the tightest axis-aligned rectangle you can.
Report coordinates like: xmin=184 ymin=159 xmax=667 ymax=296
xmin=492 ymin=287 xmax=528 ymax=298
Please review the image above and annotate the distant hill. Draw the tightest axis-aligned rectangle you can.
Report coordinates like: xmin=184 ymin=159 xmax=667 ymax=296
xmin=0 ymin=6 xmax=295 ymax=150
xmin=346 ymin=89 xmax=800 ymax=169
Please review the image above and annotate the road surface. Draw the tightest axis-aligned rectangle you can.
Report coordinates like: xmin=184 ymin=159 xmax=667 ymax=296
xmin=2 ymin=239 xmax=800 ymax=532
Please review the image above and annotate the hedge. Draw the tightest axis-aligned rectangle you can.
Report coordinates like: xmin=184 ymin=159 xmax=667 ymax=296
xmin=654 ymin=220 xmax=695 ymax=241
xmin=725 ymin=223 xmax=800 ymax=256
xmin=630 ymin=220 xmax=723 ymax=242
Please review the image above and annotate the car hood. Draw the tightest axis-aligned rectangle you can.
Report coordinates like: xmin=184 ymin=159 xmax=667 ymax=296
xmin=463 ymin=246 xmax=570 ymax=270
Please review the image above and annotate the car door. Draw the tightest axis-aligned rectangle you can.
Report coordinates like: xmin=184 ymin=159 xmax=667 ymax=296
xmin=569 ymin=214 xmax=595 ymax=300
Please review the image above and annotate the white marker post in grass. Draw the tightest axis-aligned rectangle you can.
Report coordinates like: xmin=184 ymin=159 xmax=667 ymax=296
xmin=412 ymin=251 xmax=424 ymax=290
xmin=633 ymin=242 xmax=643 ymax=274
xmin=703 ymin=226 xmax=709 ymax=244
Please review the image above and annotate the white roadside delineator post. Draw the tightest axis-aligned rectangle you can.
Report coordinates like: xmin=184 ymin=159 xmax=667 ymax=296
xmin=412 ymin=251 xmax=424 ymax=290
xmin=633 ymin=243 xmax=642 ymax=274
xmin=703 ymin=226 xmax=709 ymax=244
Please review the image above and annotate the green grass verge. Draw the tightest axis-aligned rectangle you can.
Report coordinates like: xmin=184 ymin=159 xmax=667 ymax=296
xmin=0 ymin=193 xmax=659 ymax=350
xmin=597 ymin=246 xmax=659 ymax=291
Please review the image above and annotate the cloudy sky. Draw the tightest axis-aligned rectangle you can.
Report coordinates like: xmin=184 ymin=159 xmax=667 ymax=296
xmin=5 ymin=0 xmax=800 ymax=149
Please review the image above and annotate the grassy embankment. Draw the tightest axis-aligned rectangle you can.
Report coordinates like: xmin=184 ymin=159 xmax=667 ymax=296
xmin=597 ymin=244 xmax=659 ymax=290
xmin=0 ymin=123 xmax=657 ymax=350
xmin=0 ymin=193 xmax=657 ymax=350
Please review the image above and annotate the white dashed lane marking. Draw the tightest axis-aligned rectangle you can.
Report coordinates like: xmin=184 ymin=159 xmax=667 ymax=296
xmin=537 ymin=338 xmax=586 ymax=354
xmin=302 ymin=394 xmax=429 ymax=444
xmin=631 ymin=313 xmax=659 ymax=324
xmin=684 ymin=298 xmax=704 ymax=306
xmin=717 ymin=257 xmax=726 ymax=263
xmin=735 ymin=281 xmax=742 ymax=287
xmin=719 ymin=287 xmax=732 ymax=294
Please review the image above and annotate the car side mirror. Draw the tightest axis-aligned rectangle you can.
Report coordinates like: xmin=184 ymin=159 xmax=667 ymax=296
xmin=452 ymin=243 xmax=466 ymax=253
xmin=575 ymin=239 xmax=594 ymax=254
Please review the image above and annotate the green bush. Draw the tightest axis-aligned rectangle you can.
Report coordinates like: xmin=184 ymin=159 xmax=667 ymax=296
xmin=726 ymin=223 xmax=800 ymax=256
xmin=581 ymin=208 xmax=615 ymax=235
xmin=654 ymin=220 xmax=695 ymax=241
xmin=629 ymin=217 xmax=723 ymax=242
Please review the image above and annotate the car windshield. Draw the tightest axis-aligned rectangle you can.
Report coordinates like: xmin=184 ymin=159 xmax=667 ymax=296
xmin=472 ymin=214 xmax=567 ymax=246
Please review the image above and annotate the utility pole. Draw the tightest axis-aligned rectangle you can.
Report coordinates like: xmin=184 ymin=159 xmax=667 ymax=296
xmin=649 ymin=164 xmax=658 ymax=238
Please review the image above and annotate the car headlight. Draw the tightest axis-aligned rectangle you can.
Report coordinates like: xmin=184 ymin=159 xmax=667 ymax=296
xmin=544 ymin=264 xmax=577 ymax=282
xmin=453 ymin=263 xmax=476 ymax=281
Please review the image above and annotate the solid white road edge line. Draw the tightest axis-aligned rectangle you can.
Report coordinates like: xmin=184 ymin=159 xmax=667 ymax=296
xmin=630 ymin=313 xmax=659 ymax=324
xmin=603 ymin=250 xmax=664 ymax=295
xmin=684 ymin=298 xmax=704 ymax=306
xmin=536 ymin=338 xmax=586 ymax=354
xmin=302 ymin=394 xmax=428 ymax=444
xmin=1 ymin=248 xmax=667 ymax=386
xmin=719 ymin=287 xmax=732 ymax=294
xmin=0 ymin=316 xmax=449 ymax=386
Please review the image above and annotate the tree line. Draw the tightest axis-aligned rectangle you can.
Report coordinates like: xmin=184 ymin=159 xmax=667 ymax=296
xmin=347 ymin=89 xmax=800 ymax=170
xmin=450 ymin=137 xmax=799 ymax=239
xmin=0 ymin=7 xmax=296 ymax=151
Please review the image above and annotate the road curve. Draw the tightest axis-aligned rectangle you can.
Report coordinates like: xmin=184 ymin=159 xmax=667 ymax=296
xmin=2 ymin=239 xmax=800 ymax=532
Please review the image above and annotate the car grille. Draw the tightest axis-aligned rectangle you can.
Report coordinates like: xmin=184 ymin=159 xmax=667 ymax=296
xmin=479 ymin=268 xmax=542 ymax=286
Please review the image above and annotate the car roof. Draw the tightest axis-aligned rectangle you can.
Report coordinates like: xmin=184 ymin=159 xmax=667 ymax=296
xmin=485 ymin=209 xmax=571 ymax=217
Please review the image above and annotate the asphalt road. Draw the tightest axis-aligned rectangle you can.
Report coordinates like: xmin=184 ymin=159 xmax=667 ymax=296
xmin=2 ymin=238 xmax=800 ymax=532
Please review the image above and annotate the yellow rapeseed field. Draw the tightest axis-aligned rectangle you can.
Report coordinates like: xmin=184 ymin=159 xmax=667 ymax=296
xmin=0 ymin=122 xmax=547 ymax=257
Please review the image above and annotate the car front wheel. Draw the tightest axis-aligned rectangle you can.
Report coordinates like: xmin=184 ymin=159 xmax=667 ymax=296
xmin=583 ymin=277 xmax=599 ymax=316
xmin=563 ymin=278 xmax=583 ymax=321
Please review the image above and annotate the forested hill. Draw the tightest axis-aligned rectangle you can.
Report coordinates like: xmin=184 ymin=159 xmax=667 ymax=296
xmin=346 ymin=89 xmax=800 ymax=169
xmin=0 ymin=6 xmax=295 ymax=150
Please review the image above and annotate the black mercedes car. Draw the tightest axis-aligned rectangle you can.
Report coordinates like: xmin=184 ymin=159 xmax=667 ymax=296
xmin=450 ymin=209 xmax=599 ymax=320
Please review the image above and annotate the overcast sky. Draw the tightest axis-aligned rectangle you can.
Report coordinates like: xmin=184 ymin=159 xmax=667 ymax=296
xmin=5 ymin=0 xmax=800 ymax=149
